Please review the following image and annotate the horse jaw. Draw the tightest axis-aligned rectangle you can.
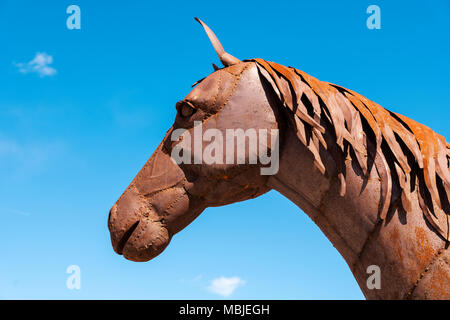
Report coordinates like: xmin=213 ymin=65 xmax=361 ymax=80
xmin=108 ymin=135 xmax=206 ymax=262
xmin=108 ymin=61 xmax=279 ymax=262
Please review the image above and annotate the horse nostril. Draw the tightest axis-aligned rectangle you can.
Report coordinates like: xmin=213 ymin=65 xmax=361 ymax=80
xmin=107 ymin=205 xmax=117 ymax=229
xmin=116 ymin=220 xmax=140 ymax=255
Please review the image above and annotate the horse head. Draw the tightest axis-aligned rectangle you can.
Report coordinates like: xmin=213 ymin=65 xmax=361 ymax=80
xmin=108 ymin=19 xmax=283 ymax=261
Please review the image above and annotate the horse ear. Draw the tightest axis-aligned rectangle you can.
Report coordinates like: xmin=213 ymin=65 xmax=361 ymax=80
xmin=195 ymin=17 xmax=241 ymax=67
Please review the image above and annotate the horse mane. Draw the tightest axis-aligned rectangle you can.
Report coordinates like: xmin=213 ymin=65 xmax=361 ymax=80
xmin=250 ymin=58 xmax=450 ymax=241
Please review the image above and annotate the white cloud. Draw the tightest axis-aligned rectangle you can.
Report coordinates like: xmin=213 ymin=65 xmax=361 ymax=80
xmin=208 ymin=276 xmax=245 ymax=297
xmin=15 ymin=52 xmax=57 ymax=77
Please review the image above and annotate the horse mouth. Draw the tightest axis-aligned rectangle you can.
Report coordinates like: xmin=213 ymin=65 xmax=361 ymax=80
xmin=115 ymin=220 xmax=140 ymax=255
xmin=110 ymin=215 xmax=171 ymax=262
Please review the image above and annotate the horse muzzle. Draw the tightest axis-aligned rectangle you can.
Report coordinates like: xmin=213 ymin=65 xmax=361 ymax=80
xmin=108 ymin=186 xmax=171 ymax=262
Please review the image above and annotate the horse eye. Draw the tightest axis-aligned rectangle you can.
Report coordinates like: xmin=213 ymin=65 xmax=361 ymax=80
xmin=180 ymin=103 xmax=196 ymax=117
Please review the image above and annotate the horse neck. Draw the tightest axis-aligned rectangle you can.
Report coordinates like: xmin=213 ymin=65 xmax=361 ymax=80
xmin=266 ymin=128 xmax=449 ymax=299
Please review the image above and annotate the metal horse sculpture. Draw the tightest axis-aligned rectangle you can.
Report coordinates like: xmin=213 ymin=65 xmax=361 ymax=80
xmin=108 ymin=19 xmax=450 ymax=299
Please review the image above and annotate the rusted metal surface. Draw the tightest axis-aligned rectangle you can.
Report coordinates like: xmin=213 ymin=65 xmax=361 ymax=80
xmin=108 ymin=18 xmax=449 ymax=299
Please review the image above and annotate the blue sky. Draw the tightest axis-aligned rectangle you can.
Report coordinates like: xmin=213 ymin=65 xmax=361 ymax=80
xmin=0 ymin=0 xmax=449 ymax=299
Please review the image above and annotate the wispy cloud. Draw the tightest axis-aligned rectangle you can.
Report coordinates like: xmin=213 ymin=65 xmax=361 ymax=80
xmin=179 ymin=274 xmax=203 ymax=284
xmin=0 ymin=137 xmax=20 ymax=155
xmin=4 ymin=209 xmax=32 ymax=217
xmin=14 ymin=52 xmax=57 ymax=77
xmin=107 ymin=97 xmax=153 ymax=129
xmin=0 ymin=134 xmax=65 ymax=179
xmin=208 ymin=276 xmax=245 ymax=297
xmin=192 ymin=274 xmax=203 ymax=282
